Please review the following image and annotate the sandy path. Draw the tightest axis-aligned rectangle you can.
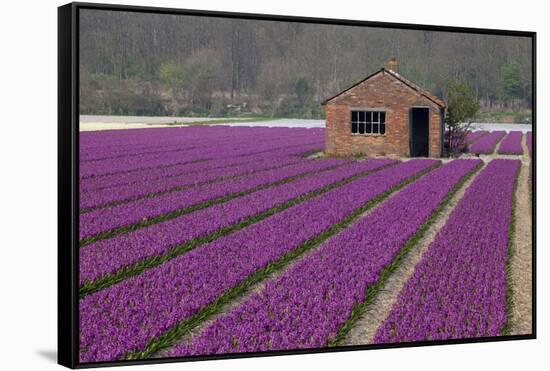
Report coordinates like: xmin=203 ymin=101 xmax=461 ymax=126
xmin=80 ymin=115 xmax=222 ymax=124
xmin=507 ymin=135 xmax=533 ymax=335
xmin=341 ymin=162 xmax=485 ymax=346
xmin=494 ymin=132 xmax=506 ymax=153
xmin=471 ymin=123 xmax=532 ymax=133
xmin=79 ymin=115 xmax=255 ymax=131
xmin=79 ymin=122 xmax=179 ymax=131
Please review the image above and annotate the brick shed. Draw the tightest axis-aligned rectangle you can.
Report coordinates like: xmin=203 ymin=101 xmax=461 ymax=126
xmin=323 ymin=61 xmax=446 ymax=158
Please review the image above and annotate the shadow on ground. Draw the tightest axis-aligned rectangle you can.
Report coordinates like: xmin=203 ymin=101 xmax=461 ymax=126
xmin=36 ymin=350 xmax=57 ymax=363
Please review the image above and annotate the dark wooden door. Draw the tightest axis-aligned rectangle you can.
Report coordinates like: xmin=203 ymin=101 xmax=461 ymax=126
xmin=410 ymin=108 xmax=430 ymax=157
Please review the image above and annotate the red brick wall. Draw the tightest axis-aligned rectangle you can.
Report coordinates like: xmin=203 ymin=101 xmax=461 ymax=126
xmin=325 ymin=71 xmax=443 ymax=157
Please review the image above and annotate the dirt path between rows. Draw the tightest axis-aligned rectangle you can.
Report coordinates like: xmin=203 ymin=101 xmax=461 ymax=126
xmin=494 ymin=133 xmax=506 ymax=153
xmin=507 ymin=135 xmax=533 ymax=335
xmin=341 ymin=162 xmax=485 ymax=346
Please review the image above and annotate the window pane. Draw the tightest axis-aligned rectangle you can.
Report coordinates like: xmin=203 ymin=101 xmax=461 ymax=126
xmin=373 ymin=112 xmax=379 ymax=122
xmin=366 ymin=123 xmax=372 ymax=133
xmin=359 ymin=122 xmax=365 ymax=134
xmin=380 ymin=123 xmax=386 ymax=134
xmin=359 ymin=111 xmax=365 ymax=122
xmin=352 ymin=121 xmax=358 ymax=133
xmin=380 ymin=112 xmax=386 ymax=123
xmin=351 ymin=111 xmax=358 ymax=122
xmin=372 ymin=123 xmax=379 ymax=134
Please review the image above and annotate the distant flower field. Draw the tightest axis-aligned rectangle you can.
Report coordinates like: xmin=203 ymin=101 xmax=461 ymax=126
xmin=466 ymin=130 xmax=530 ymax=155
xmin=78 ymin=125 xmax=528 ymax=363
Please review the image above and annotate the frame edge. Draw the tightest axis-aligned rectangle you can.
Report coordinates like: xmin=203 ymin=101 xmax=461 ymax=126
xmin=62 ymin=3 xmax=536 ymax=368
xmin=58 ymin=2 xmax=79 ymax=369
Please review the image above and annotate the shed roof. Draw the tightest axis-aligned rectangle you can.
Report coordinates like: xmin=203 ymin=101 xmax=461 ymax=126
xmin=322 ymin=68 xmax=446 ymax=108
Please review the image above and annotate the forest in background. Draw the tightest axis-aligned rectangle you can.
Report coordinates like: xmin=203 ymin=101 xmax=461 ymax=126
xmin=79 ymin=9 xmax=533 ymax=122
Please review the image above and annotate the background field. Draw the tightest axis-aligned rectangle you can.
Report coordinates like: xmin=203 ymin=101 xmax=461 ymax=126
xmin=79 ymin=9 xmax=532 ymax=122
xmin=79 ymin=115 xmax=533 ymax=132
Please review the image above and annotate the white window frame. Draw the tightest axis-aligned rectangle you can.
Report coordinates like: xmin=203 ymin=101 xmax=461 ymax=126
xmin=350 ymin=110 xmax=387 ymax=136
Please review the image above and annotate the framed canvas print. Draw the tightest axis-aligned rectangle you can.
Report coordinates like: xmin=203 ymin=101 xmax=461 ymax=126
xmin=58 ymin=2 xmax=536 ymax=368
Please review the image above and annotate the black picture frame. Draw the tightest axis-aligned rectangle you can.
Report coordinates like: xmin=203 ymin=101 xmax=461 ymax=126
xmin=58 ymin=2 xmax=536 ymax=368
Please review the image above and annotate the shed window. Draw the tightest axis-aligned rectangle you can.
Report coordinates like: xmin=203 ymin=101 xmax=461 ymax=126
xmin=351 ymin=111 xmax=386 ymax=135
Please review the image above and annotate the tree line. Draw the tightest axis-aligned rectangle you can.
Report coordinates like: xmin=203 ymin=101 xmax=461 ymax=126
xmin=79 ymin=9 xmax=532 ymax=118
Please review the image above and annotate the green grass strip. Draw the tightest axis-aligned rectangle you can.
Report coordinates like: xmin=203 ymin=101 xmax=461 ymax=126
xmin=122 ymin=162 xmax=440 ymax=361
xmin=79 ymin=158 xmax=335 ymax=247
xmin=80 ymin=161 xmax=398 ymax=297
xmin=501 ymin=161 xmax=521 ymax=336
xmin=327 ymin=161 xmax=483 ymax=347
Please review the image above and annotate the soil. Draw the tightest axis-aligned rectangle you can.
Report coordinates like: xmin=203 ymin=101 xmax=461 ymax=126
xmin=507 ymin=135 xmax=533 ymax=335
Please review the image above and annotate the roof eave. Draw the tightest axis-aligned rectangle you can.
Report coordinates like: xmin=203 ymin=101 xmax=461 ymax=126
xmin=321 ymin=68 xmax=446 ymax=108
xmin=321 ymin=68 xmax=385 ymax=105
xmin=382 ymin=68 xmax=446 ymax=108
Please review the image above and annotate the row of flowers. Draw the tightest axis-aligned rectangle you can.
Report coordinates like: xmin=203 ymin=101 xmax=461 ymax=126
xmin=465 ymin=130 xmax=488 ymax=145
xmin=469 ymin=131 xmax=506 ymax=154
xmin=497 ymin=131 xmax=524 ymax=155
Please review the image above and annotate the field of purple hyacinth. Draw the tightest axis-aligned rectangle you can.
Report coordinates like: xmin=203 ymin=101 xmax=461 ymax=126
xmin=79 ymin=159 xmax=437 ymax=362
xmin=78 ymin=125 xmax=529 ymax=364
xmin=469 ymin=131 xmax=506 ymax=154
xmin=497 ymin=131 xmax=524 ymax=155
